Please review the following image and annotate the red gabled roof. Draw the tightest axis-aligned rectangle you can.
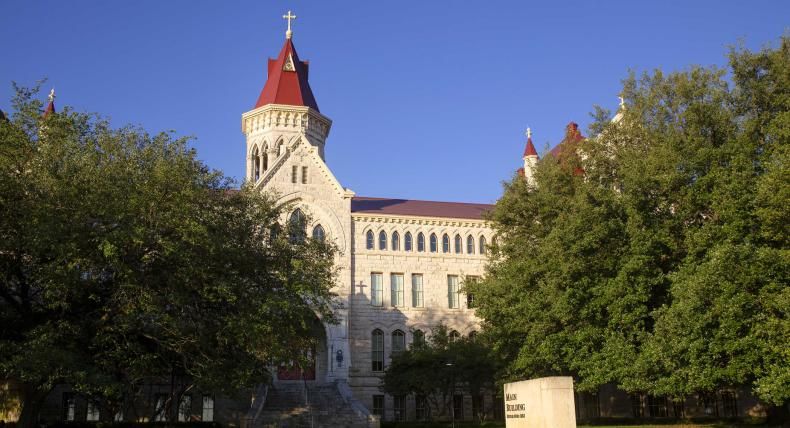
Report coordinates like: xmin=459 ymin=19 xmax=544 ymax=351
xmin=254 ymin=37 xmax=319 ymax=111
xmin=548 ymin=121 xmax=584 ymax=158
xmin=523 ymin=136 xmax=538 ymax=157
xmin=351 ymin=197 xmax=493 ymax=220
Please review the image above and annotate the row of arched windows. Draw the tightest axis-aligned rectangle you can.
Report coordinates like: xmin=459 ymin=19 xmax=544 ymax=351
xmin=370 ymin=328 xmax=473 ymax=371
xmin=250 ymin=140 xmax=286 ymax=181
xmin=365 ymin=230 xmax=490 ymax=255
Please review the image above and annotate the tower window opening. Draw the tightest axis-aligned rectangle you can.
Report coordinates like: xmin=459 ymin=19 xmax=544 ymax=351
xmin=302 ymin=166 xmax=308 ymax=184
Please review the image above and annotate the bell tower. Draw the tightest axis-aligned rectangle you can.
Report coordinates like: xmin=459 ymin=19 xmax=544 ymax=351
xmin=241 ymin=11 xmax=332 ymax=185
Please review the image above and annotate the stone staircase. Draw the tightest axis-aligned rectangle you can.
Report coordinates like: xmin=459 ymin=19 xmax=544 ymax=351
xmin=257 ymin=382 xmax=378 ymax=428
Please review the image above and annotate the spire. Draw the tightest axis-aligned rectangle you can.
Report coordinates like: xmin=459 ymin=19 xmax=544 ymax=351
xmin=523 ymin=127 xmax=538 ymax=158
xmin=254 ymin=13 xmax=319 ymax=111
xmin=43 ymin=88 xmax=56 ymax=117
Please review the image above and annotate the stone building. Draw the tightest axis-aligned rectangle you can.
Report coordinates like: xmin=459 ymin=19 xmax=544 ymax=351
xmin=239 ymin=21 xmax=495 ymax=425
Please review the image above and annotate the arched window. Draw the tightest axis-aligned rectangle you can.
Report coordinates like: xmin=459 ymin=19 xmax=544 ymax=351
xmin=289 ymin=209 xmax=306 ymax=243
xmin=252 ymin=146 xmax=261 ymax=181
xmin=404 ymin=232 xmax=413 ymax=252
xmin=312 ymin=224 xmax=325 ymax=242
xmin=371 ymin=329 xmax=384 ymax=371
xmin=277 ymin=140 xmax=284 ymax=156
xmin=454 ymin=234 xmax=462 ymax=254
xmin=392 ymin=330 xmax=405 ymax=357
xmin=417 ymin=233 xmax=425 ymax=252
xmin=429 ymin=234 xmax=438 ymax=253
xmin=442 ymin=234 xmax=450 ymax=253
xmin=449 ymin=330 xmax=460 ymax=342
xmin=391 ymin=231 xmax=400 ymax=251
xmin=412 ymin=330 xmax=425 ymax=347
xmin=468 ymin=331 xmax=477 ymax=340
xmin=467 ymin=235 xmax=475 ymax=254
xmin=262 ymin=152 xmax=268 ymax=172
xmin=378 ymin=231 xmax=387 ymax=250
xmin=492 ymin=236 xmax=498 ymax=250
xmin=479 ymin=236 xmax=487 ymax=255
xmin=366 ymin=230 xmax=374 ymax=250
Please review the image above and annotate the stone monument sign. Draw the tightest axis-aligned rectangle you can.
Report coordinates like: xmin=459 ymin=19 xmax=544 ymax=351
xmin=503 ymin=376 xmax=576 ymax=428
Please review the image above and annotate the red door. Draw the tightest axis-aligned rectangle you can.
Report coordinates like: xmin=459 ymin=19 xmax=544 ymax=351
xmin=277 ymin=349 xmax=316 ymax=380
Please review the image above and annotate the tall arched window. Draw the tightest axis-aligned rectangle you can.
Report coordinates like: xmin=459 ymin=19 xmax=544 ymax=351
xmin=467 ymin=235 xmax=475 ymax=254
xmin=372 ymin=329 xmax=384 ymax=371
xmin=392 ymin=330 xmax=405 ymax=357
xmin=378 ymin=231 xmax=387 ymax=250
xmin=429 ymin=234 xmax=438 ymax=253
xmin=391 ymin=231 xmax=400 ymax=251
xmin=479 ymin=236 xmax=487 ymax=255
xmin=289 ymin=209 xmax=306 ymax=243
xmin=492 ymin=236 xmax=498 ymax=250
xmin=262 ymin=152 xmax=268 ymax=173
xmin=449 ymin=330 xmax=460 ymax=342
xmin=442 ymin=234 xmax=450 ymax=253
xmin=454 ymin=234 xmax=462 ymax=254
xmin=412 ymin=330 xmax=425 ymax=347
xmin=417 ymin=233 xmax=425 ymax=252
xmin=366 ymin=230 xmax=374 ymax=250
xmin=404 ymin=232 xmax=413 ymax=252
xmin=312 ymin=224 xmax=325 ymax=242
xmin=277 ymin=140 xmax=284 ymax=156
xmin=252 ymin=146 xmax=261 ymax=181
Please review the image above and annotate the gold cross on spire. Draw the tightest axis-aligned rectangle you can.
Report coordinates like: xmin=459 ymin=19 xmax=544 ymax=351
xmin=526 ymin=127 xmax=532 ymax=139
xmin=283 ymin=10 xmax=297 ymax=39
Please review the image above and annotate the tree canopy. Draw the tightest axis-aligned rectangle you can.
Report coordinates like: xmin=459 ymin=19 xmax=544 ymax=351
xmin=0 ymin=85 xmax=338 ymax=425
xmin=469 ymin=37 xmax=789 ymax=407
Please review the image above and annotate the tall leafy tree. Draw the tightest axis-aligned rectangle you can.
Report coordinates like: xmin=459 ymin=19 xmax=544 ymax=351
xmin=0 ymin=85 xmax=338 ymax=426
xmin=469 ymin=36 xmax=789 ymax=413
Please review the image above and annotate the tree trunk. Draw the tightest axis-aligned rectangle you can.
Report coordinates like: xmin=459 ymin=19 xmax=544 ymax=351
xmin=17 ymin=385 xmax=50 ymax=428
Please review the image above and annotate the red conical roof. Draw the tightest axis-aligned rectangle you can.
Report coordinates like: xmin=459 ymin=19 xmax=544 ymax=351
xmin=523 ymin=137 xmax=538 ymax=157
xmin=254 ymin=38 xmax=319 ymax=111
xmin=43 ymin=100 xmax=55 ymax=117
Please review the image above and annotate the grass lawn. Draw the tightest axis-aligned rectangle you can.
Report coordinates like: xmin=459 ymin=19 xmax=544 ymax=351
xmin=383 ymin=423 xmax=781 ymax=428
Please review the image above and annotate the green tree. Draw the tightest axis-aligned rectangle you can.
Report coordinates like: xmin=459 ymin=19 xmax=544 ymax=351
xmin=381 ymin=325 xmax=499 ymax=421
xmin=0 ymin=85 xmax=338 ymax=426
xmin=470 ymin=36 xmax=789 ymax=412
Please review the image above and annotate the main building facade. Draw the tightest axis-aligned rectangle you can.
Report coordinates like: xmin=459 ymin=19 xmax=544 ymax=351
xmin=241 ymin=27 xmax=496 ymax=422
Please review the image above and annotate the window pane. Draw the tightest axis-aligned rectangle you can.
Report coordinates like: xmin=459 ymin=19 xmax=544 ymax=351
xmin=62 ymin=393 xmax=76 ymax=422
xmin=372 ymin=395 xmax=384 ymax=416
xmin=454 ymin=234 xmax=462 ymax=253
xmin=372 ymin=330 xmax=384 ymax=371
xmin=391 ymin=274 xmax=404 ymax=307
xmin=467 ymin=235 xmax=474 ymax=254
xmin=392 ymin=330 xmax=405 ymax=357
xmin=416 ymin=395 xmax=428 ymax=420
xmin=479 ymin=236 xmax=487 ymax=255
xmin=418 ymin=233 xmax=425 ymax=252
xmin=379 ymin=231 xmax=387 ymax=250
xmin=178 ymin=395 xmax=192 ymax=422
xmin=154 ymin=394 xmax=167 ymax=422
xmin=448 ymin=275 xmax=459 ymax=308
xmin=366 ymin=231 xmax=374 ymax=250
xmin=411 ymin=274 xmax=424 ymax=308
xmin=202 ymin=395 xmax=214 ymax=422
xmin=404 ymin=232 xmax=412 ymax=251
xmin=291 ymin=165 xmax=298 ymax=183
xmin=394 ymin=395 xmax=406 ymax=421
xmin=86 ymin=400 xmax=100 ymax=421
xmin=391 ymin=232 xmax=400 ymax=251
xmin=301 ymin=166 xmax=308 ymax=184
xmin=430 ymin=234 xmax=437 ymax=252
xmin=371 ymin=273 xmax=383 ymax=306
xmin=312 ymin=224 xmax=325 ymax=242
xmin=442 ymin=234 xmax=450 ymax=253
xmin=289 ymin=209 xmax=305 ymax=243
xmin=413 ymin=330 xmax=425 ymax=347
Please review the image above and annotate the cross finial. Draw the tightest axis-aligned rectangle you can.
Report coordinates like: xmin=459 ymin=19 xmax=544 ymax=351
xmin=618 ymin=95 xmax=625 ymax=110
xmin=283 ymin=10 xmax=297 ymax=39
xmin=48 ymin=88 xmax=56 ymax=103
xmin=526 ymin=127 xmax=532 ymax=139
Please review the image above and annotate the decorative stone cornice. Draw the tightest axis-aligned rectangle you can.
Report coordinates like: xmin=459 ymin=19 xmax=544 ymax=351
xmin=352 ymin=214 xmax=490 ymax=229
xmin=242 ymin=104 xmax=332 ymax=143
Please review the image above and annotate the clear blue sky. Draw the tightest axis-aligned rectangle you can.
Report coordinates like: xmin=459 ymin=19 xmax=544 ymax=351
xmin=2 ymin=1 xmax=787 ymax=204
